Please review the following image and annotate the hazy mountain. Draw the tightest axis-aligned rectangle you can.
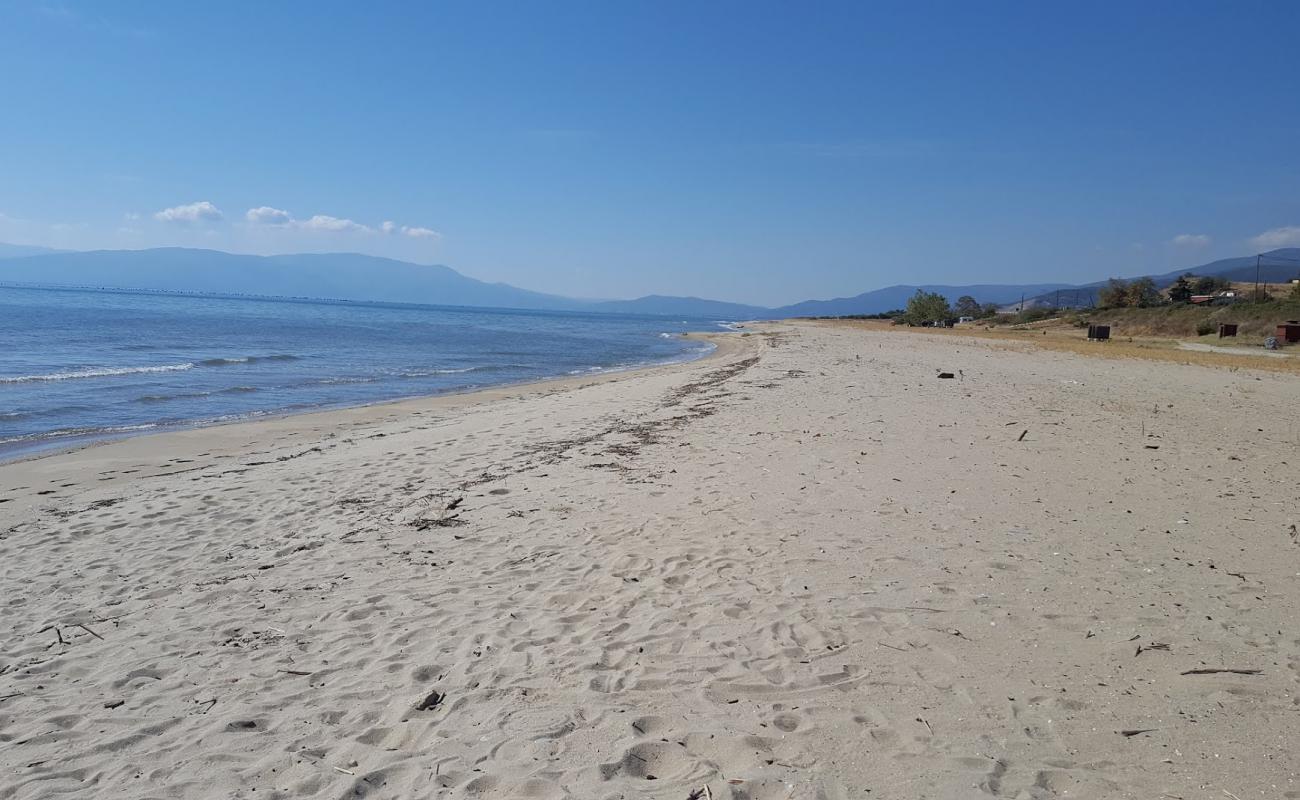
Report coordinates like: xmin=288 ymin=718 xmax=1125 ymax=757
xmin=1018 ymin=248 xmax=1300 ymax=308
xmin=0 ymin=247 xmax=583 ymax=311
xmin=4 ymin=243 xmax=1298 ymax=319
xmin=0 ymin=242 xmax=68 ymax=259
xmin=1147 ymin=248 xmax=1300 ymax=285
xmin=591 ymin=295 xmax=768 ymax=318
xmin=772 ymin=283 xmax=1074 ymax=317
xmin=587 ymin=285 xmax=1077 ymax=318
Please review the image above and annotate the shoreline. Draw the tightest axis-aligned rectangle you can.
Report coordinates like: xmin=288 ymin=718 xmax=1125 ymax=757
xmin=0 ymin=331 xmax=740 ymax=467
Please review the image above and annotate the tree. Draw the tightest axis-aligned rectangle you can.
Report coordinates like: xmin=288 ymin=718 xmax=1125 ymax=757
xmin=903 ymin=289 xmax=951 ymax=326
xmin=953 ymin=295 xmax=982 ymax=318
xmin=1168 ymin=274 xmax=1194 ymax=303
xmin=1127 ymin=277 xmax=1161 ymax=307
xmin=1291 ymin=281 xmax=1300 ymax=301
xmin=980 ymin=302 xmax=1001 ymax=318
xmin=1193 ymin=275 xmax=1231 ymax=294
xmin=1098 ymin=278 xmax=1130 ymax=308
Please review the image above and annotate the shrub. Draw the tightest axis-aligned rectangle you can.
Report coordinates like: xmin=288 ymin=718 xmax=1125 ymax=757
xmin=1195 ymin=321 xmax=1214 ymax=336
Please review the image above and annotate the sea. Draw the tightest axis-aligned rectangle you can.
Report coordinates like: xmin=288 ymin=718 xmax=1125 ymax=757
xmin=0 ymin=285 xmax=726 ymax=460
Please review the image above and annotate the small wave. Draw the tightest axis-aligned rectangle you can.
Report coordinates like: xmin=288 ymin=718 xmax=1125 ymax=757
xmin=135 ymin=386 xmax=260 ymax=404
xmin=199 ymin=354 xmax=300 ymax=367
xmin=0 ymin=363 xmax=195 ymax=384
xmin=311 ymin=376 xmax=380 ymax=386
xmin=0 ymin=422 xmax=159 ymax=446
xmin=397 ymin=366 xmax=484 ymax=377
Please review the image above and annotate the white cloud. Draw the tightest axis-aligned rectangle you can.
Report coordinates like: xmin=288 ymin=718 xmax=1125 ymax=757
xmin=154 ymin=201 xmax=223 ymax=223
xmin=401 ymin=225 xmax=441 ymax=239
xmin=378 ymin=220 xmax=440 ymax=239
xmin=245 ymin=206 xmax=293 ymax=225
xmin=298 ymin=214 xmax=374 ymax=234
xmin=241 ymin=206 xmax=439 ymax=241
xmin=1171 ymin=233 xmax=1210 ymax=247
xmin=1248 ymin=225 xmax=1300 ymax=250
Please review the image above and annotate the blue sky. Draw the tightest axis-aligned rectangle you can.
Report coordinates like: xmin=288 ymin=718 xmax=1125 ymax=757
xmin=1 ymin=1 xmax=1298 ymax=305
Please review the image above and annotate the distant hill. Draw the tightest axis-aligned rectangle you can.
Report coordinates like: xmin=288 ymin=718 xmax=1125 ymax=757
xmin=586 ymin=285 xmax=1076 ymax=318
xmin=4 ymin=243 xmax=1298 ymax=319
xmin=0 ymin=242 xmax=68 ymax=259
xmin=0 ymin=247 xmax=583 ymax=311
xmin=772 ymin=283 xmax=1074 ymax=317
xmin=591 ymin=295 xmax=768 ymax=318
xmin=1150 ymin=248 xmax=1300 ymax=285
xmin=1017 ymin=248 xmax=1300 ymax=309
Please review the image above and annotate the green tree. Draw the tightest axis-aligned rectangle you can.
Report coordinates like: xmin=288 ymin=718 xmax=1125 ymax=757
xmin=979 ymin=302 xmax=1001 ymax=318
xmin=1193 ymin=275 xmax=1231 ymax=294
xmin=903 ymin=289 xmax=952 ymax=326
xmin=1127 ymin=277 xmax=1161 ymax=307
xmin=953 ymin=295 xmax=982 ymax=318
xmin=1098 ymin=278 xmax=1129 ymax=308
xmin=1168 ymin=274 xmax=1194 ymax=303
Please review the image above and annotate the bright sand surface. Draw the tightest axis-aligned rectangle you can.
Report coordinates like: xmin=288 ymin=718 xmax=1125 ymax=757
xmin=2 ymin=321 xmax=1298 ymax=799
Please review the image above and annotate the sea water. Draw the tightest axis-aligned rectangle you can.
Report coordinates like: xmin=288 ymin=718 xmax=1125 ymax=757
xmin=0 ymin=285 xmax=723 ymax=459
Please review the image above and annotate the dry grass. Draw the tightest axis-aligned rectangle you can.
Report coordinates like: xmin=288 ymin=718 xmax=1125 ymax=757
xmin=818 ymin=318 xmax=1300 ymax=376
xmin=1083 ymin=300 xmax=1300 ymax=338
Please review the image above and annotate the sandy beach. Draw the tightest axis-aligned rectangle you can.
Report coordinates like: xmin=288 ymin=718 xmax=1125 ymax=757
xmin=2 ymin=321 xmax=1298 ymax=799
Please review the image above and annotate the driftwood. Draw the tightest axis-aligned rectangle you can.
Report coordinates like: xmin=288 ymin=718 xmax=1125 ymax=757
xmin=77 ymin=624 xmax=104 ymax=640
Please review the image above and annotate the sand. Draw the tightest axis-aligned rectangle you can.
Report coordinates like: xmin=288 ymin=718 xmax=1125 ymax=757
xmin=2 ymin=321 xmax=1298 ymax=799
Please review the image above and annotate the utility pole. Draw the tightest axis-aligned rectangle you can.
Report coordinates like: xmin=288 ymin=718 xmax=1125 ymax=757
xmin=1255 ymin=254 xmax=1262 ymax=302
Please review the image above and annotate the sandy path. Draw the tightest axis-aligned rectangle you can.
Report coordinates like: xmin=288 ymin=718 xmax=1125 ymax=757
xmin=1179 ymin=341 xmax=1292 ymax=358
xmin=2 ymin=322 xmax=1298 ymax=799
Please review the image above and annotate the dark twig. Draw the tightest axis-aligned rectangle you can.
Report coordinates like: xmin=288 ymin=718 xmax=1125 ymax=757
xmin=1135 ymin=642 xmax=1169 ymax=657
xmin=1180 ymin=668 xmax=1261 ymax=676
xmin=77 ymin=624 xmax=104 ymax=640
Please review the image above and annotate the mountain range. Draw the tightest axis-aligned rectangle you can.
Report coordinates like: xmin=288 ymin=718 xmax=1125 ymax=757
xmin=1 ymin=244 xmax=1298 ymax=318
xmin=1018 ymin=249 xmax=1300 ymax=309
